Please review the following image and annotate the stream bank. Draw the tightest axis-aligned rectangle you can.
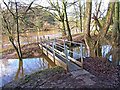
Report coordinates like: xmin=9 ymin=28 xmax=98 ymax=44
xmin=1 ymin=33 xmax=120 ymax=89
xmin=2 ymin=66 xmax=119 ymax=89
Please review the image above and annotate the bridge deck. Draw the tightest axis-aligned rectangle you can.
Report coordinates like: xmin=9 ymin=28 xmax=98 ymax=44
xmin=40 ymin=44 xmax=82 ymax=71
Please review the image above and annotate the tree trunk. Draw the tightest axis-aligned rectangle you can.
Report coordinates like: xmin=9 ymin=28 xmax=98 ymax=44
xmin=83 ymin=2 xmax=86 ymax=33
xmin=101 ymin=2 xmax=115 ymax=38
xmin=10 ymin=40 xmax=22 ymax=61
xmin=84 ymin=1 xmax=93 ymax=56
xmin=79 ymin=1 xmax=82 ymax=32
xmin=74 ymin=5 xmax=78 ymax=33
xmin=61 ymin=17 xmax=66 ymax=36
xmin=85 ymin=1 xmax=92 ymax=38
xmin=15 ymin=2 xmax=22 ymax=60
xmin=2 ymin=11 xmax=22 ymax=62
xmin=63 ymin=1 xmax=72 ymax=41
xmin=112 ymin=2 xmax=119 ymax=65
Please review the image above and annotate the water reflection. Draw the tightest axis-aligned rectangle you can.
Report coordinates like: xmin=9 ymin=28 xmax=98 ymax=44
xmin=67 ymin=46 xmax=89 ymax=59
xmin=68 ymin=45 xmax=119 ymax=65
xmin=15 ymin=60 xmax=23 ymax=80
xmin=0 ymin=54 xmax=55 ymax=87
xmin=102 ymin=45 xmax=112 ymax=61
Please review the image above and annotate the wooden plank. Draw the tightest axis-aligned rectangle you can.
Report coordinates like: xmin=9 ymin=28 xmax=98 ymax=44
xmin=42 ymin=54 xmax=56 ymax=67
xmin=48 ymin=45 xmax=82 ymax=67
xmin=41 ymin=45 xmax=67 ymax=70
xmin=39 ymin=43 xmax=82 ymax=70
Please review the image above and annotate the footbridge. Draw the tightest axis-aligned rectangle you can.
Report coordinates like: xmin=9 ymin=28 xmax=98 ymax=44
xmin=38 ymin=36 xmax=86 ymax=72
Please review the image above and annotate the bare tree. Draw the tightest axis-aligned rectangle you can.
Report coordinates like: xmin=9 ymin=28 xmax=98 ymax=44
xmin=62 ymin=0 xmax=72 ymax=41
xmin=2 ymin=0 xmax=35 ymax=62
xmin=79 ymin=1 xmax=82 ymax=32
xmin=111 ymin=2 xmax=119 ymax=65
xmin=48 ymin=0 xmax=66 ymax=36
xmin=84 ymin=1 xmax=115 ymax=57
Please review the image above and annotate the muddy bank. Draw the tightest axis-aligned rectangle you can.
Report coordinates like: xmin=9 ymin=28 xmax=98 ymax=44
xmin=1 ymin=43 xmax=42 ymax=59
xmin=1 ymin=34 xmax=120 ymax=89
xmin=77 ymin=57 xmax=119 ymax=88
xmin=2 ymin=66 xmax=119 ymax=89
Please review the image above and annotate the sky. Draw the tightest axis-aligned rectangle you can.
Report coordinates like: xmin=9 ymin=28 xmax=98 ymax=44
xmin=0 ymin=0 xmax=110 ymax=8
xmin=0 ymin=0 xmax=119 ymax=17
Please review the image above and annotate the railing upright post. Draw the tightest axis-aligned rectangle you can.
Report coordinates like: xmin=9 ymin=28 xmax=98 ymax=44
xmin=43 ymin=36 xmax=45 ymax=43
xmin=65 ymin=46 xmax=69 ymax=72
xmin=40 ymin=37 xmax=43 ymax=53
xmin=87 ymin=46 xmax=89 ymax=57
xmin=40 ymin=37 xmax=42 ymax=44
xmin=55 ymin=38 xmax=56 ymax=48
xmin=64 ymin=39 xmax=65 ymax=53
xmin=81 ymin=44 xmax=83 ymax=70
xmin=37 ymin=36 xmax=39 ymax=43
xmin=48 ymin=36 xmax=50 ymax=46
xmin=52 ymin=42 xmax=55 ymax=64
xmin=45 ymin=37 xmax=47 ymax=45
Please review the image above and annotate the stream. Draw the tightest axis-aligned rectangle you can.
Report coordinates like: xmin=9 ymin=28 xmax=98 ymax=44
xmin=0 ymin=29 xmax=119 ymax=87
xmin=0 ymin=55 xmax=55 ymax=87
xmin=0 ymin=29 xmax=80 ymax=87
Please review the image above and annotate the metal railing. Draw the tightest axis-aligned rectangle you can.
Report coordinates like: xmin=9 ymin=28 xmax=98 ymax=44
xmin=39 ymin=36 xmax=85 ymax=70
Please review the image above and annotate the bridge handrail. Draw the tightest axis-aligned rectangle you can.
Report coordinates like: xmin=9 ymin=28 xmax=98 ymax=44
xmin=55 ymin=42 xmax=69 ymax=49
xmin=42 ymin=43 xmax=67 ymax=60
xmin=41 ymin=43 xmax=70 ymax=70
xmin=57 ymin=39 xmax=85 ymax=46
xmin=41 ymin=41 xmax=83 ymax=68
xmin=40 ymin=36 xmax=84 ymax=70
xmin=68 ymin=49 xmax=81 ymax=55
xmin=40 ymin=36 xmax=84 ymax=57
xmin=48 ymin=40 xmax=69 ymax=49
xmin=45 ymin=40 xmax=80 ymax=56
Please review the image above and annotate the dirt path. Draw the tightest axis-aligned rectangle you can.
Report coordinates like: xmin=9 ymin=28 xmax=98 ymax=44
xmin=0 ymin=67 xmax=102 ymax=88
xmin=2 ymin=66 xmax=119 ymax=88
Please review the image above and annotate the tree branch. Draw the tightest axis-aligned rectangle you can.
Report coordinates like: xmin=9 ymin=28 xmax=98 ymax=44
xmin=24 ymin=0 xmax=36 ymax=16
xmin=102 ymin=2 xmax=115 ymax=37
xmin=105 ymin=49 xmax=112 ymax=58
xmin=93 ymin=14 xmax=102 ymax=29
xmin=3 ymin=1 xmax=15 ymax=17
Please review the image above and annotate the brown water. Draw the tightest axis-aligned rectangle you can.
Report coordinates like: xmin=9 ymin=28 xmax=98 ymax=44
xmin=1 ymin=30 xmax=62 ymax=50
xmin=0 ymin=54 xmax=56 ymax=87
xmin=0 ymin=29 xmax=82 ymax=87
xmin=0 ymin=28 xmax=81 ymax=50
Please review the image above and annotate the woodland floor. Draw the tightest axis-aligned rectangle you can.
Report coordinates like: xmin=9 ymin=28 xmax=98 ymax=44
xmin=1 ymin=33 xmax=120 ymax=89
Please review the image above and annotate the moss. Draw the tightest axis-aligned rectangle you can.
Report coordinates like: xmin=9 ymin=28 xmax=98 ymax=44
xmin=24 ymin=66 xmax=65 ymax=80
xmin=34 ymin=70 xmax=42 ymax=74
xmin=24 ymin=74 xmax=31 ymax=79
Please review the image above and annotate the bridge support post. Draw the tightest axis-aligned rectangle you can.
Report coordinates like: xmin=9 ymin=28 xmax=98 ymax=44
xmin=52 ymin=42 xmax=55 ymax=64
xmin=81 ymin=44 xmax=83 ymax=70
xmin=65 ymin=46 xmax=69 ymax=72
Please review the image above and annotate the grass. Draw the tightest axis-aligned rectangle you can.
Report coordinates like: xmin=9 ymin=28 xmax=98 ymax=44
xmin=32 ymin=66 xmax=66 ymax=77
